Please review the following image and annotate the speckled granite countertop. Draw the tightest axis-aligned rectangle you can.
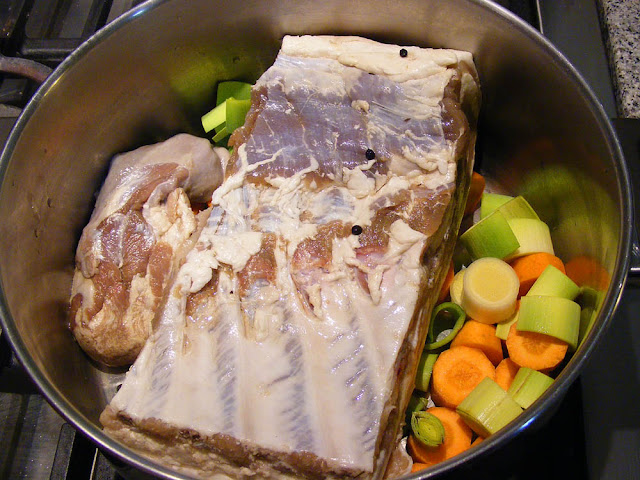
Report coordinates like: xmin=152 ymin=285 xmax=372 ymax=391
xmin=599 ymin=0 xmax=640 ymax=118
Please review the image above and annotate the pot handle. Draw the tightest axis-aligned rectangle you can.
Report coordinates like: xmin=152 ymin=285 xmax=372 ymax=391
xmin=628 ymin=228 xmax=640 ymax=282
xmin=611 ymin=119 xmax=640 ymax=283
xmin=0 ymin=55 xmax=52 ymax=84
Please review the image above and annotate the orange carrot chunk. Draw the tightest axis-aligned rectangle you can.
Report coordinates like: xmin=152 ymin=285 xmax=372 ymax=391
xmin=565 ymin=255 xmax=610 ymax=290
xmin=471 ymin=436 xmax=484 ymax=447
xmin=509 ymin=252 xmax=565 ymax=296
xmin=407 ymin=407 xmax=473 ymax=467
xmin=505 ymin=323 xmax=568 ymax=371
xmin=450 ymin=320 xmax=504 ymax=366
xmin=438 ymin=262 xmax=455 ymax=304
xmin=431 ymin=346 xmax=496 ymax=409
xmin=411 ymin=463 xmax=429 ymax=473
xmin=495 ymin=358 xmax=520 ymax=391
xmin=464 ymin=172 xmax=486 ymax=216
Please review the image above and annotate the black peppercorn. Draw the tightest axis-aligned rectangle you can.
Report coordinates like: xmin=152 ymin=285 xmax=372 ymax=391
xmin=365 ymin=148 xmax=376 ymax=160
xmin=399 ymin=48 xmax=408 ymax=58
xmin=351 ymin=225 xmax=363 ymax=235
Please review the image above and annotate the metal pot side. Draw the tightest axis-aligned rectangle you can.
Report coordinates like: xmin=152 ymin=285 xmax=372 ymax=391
xmin=0 ymin=0 xmax=631 ymax=478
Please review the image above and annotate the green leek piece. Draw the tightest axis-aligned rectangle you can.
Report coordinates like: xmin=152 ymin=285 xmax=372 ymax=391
xmin=405 ymin=392 xmax=429 ymax=429
xmin=495 ymin=310 xmax=519 ymax=341
xmin=216 ymin=81 xmax=252 ymax=105
xmin=411 ymin=411 xmax=445 ymax=447
xmin=212 ymin=125 xmax=229 ymax=143
xmin=517 ymin=295 xmax=581 ymax=349
xmin=202 ymin=101 xmax=227 ymax=133
xmin=415 ymin=351 xmax=439 ymax=392
xmin=577 ymin=286 xmax=604 ymax=344
xmin=526 ymin=265 xmax=580 ymax=300
xmin=496 ymin=196 xmax=540 ymax=221
xmin=460 ymin=210 xmax=520 ymax=260
xmin=456 ymin=377 xmax=523 ymax=437
xmin=577 ymin=286 xmax=604 ymax=310
xmin=225 ymin=98 xmax=251 ymax=132
xmin=579 ymin=307 xmax=597 ymax=345
xmin=425 ymin=302 xmax=466 ymax=350
xmin=480 ymin=193 xmax=513 ymax=219
xmin=507 ymin=367 xmax=554 ymax=409
xmin=202 ymin=96 xmax=252 ymax=143
xmin=505 ymin=218 xmax=554 ymax=261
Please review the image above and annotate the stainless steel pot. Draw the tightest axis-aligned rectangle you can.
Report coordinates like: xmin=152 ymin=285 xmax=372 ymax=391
xmin=0 ymin=0 xmax=631 ymax=478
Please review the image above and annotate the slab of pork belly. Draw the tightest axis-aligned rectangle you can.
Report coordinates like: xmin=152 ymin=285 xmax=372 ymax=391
xmin=70 ymin=134 xmax=227 ymax=366
xmin=101 ymin=36 xmax=479 ymax=479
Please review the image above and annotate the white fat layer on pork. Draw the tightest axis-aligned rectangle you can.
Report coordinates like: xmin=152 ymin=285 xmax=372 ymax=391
xmin=107 ymin=35 xmax=479 ymax=475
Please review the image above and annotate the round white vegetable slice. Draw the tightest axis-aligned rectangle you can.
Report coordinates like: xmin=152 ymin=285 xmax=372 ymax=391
xmin=450 ymin=268 xmax=466 ymax=306
xmin=462 ymin=258 xmax=519 ymax=324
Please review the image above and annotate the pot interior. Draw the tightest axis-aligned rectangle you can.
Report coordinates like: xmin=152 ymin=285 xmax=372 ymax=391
xmin=0 ymin=0 xmax=630 ymax=478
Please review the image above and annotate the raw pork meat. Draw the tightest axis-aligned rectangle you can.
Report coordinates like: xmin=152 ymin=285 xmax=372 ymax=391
xmin=100 ymin=36 xmax=480 ymax=479
xmin=70 ymin=134 xmax=227 ymax=366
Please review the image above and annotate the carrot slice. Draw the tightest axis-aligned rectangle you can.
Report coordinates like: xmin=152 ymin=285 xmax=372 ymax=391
xmin=450 ymin=320 xmax=504 ymax=366
xmin=464 ymin=172 xmax=486 ymax=216
xmin=495 ymin=358 xmax=520 ymax=390
xmin=407 ymin=407 xmax=473 ymax=467
xmin=505 ymin=323 xmax=568 ymax=371
xmin=509 ymin=252 xmax=565 ymax=296
xmin=431 ymin=346 xmax=496 ymax=409
xmin=438 ymin=262 xmax=455 ymax=303
xmin=564 ymin=255 xmax=610 ymax=290
xmin=411 ymin=463 xmax=429 ymax=473
xmin=471 ymin=436 xmax=484 ymax=447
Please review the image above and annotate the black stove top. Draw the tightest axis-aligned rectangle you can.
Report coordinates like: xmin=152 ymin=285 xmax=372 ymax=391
xmin=0 ymin=1 xmax=639 ymax=479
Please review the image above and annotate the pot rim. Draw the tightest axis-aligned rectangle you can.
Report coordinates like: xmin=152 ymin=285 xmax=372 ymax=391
xmin=0 ymin=0 xmax=632 ymax=478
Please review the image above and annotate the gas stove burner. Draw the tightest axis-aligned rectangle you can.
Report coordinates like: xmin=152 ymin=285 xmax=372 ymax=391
xmin=0 ymin=0 xmax=145 ymax=64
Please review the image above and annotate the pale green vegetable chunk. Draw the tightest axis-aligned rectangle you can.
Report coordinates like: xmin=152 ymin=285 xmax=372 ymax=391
xmin=508 ymin=367 xmax=554 ymax=409
xmin=457 ymin=377 xmax=523 ymax=437
xmin=517 ymin=295 xmax=581 ymax=349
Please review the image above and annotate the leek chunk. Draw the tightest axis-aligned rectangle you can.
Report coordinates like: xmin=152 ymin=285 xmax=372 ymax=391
xmin=579 ymin=307 xmax=597 ymax=345
xmin=405 ymin=393 xmax=429 ymax=427
xmin=507 ymin=367 xmax=554 ymax=408
xmin=460 ymin=210 xmax=520 ymax=260
xmin=480 ymin=193 xmax=513 ymax=219
xmin=216 ymin=81 xmax=252 ymax=105
xmin=517 ymin=295 xmax=581 ymax=349
xmin=201 ymin=81 xmax=253 ymax=142
xmin=497 ymin=196 xmax=540 ymax=221
xmin=212 ymin=125 xmax=229 ymax=143
xmin=201 ymin=101 xmax=227 ymax=133
xmin=461 ymin=258 xmax=519 ymax=324
xmin=425 ymin=302 xmax=466 ymax=350
xmin=449 ymin=269 xmax=466 ymax=306
xmin=225 ymin=98 xmax=252 ymax=132
xmin=526 ymin=265 xmax=580 ymax=300
xmin=411 ymin=411 xmax=445 ymax=447
xmin=415 ymin=351 xmax=439 ymax=392
xmin=576 ymin=286 xmax=604 ymax=344
xmin=457 ymin=377 xmax=523 ymax=437
xmin=505 ymin=218 xmax=554 ymax=261
xmin=495 ymin=310 xmax=519 ymax=341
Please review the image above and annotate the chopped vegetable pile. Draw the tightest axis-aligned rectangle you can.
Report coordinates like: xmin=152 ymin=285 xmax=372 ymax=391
xmin=201 ymin=80 xmax=253 ymax=146
xmin=406 ymin=173 xmax=607 ymax=473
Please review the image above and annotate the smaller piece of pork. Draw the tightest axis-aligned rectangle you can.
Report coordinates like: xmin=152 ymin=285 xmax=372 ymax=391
xmin=70 ymin=134 xmax=228 ymax=366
